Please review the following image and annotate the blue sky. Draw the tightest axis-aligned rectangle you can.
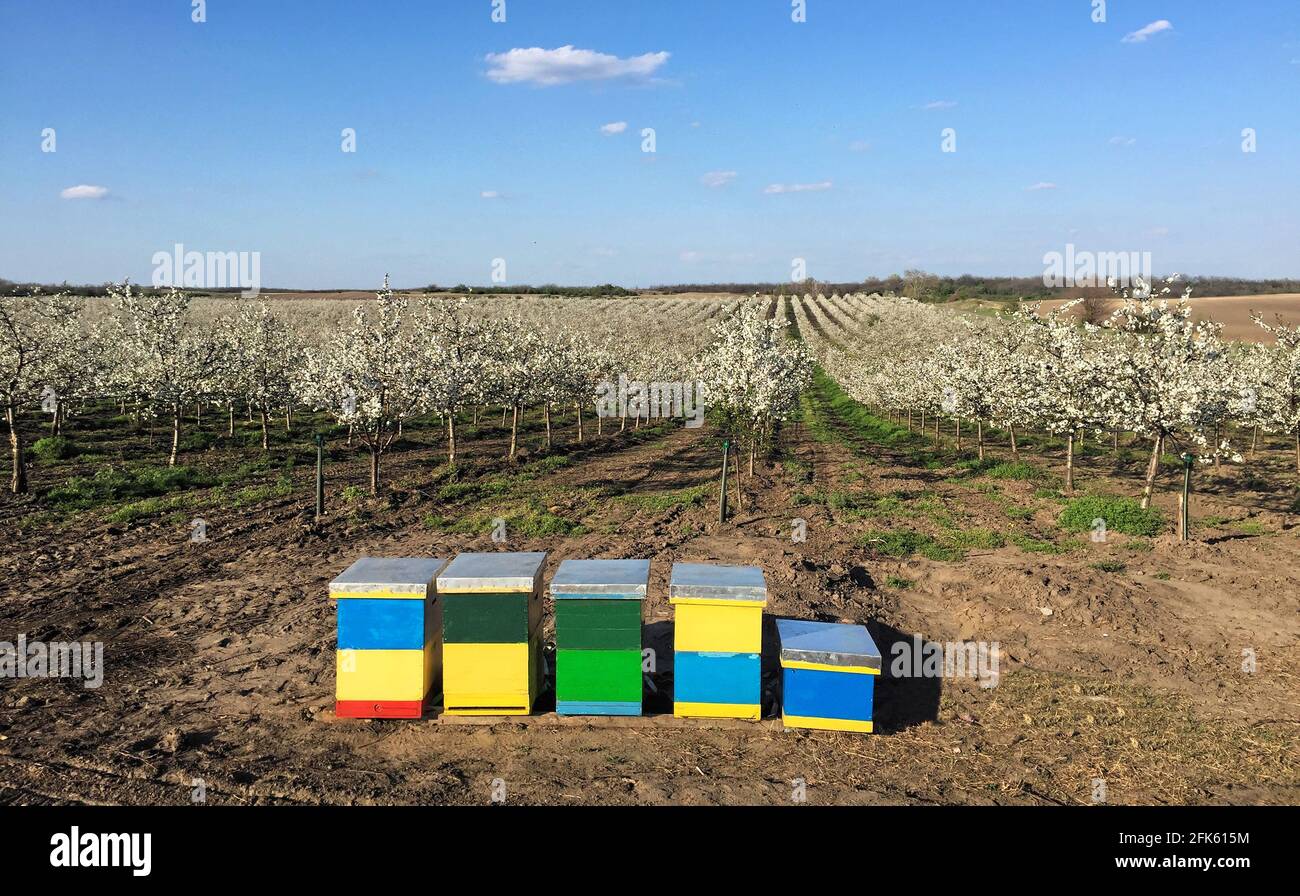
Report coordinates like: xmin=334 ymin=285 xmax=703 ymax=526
xmin=2 ymin=0 xmax=1298 ymax=288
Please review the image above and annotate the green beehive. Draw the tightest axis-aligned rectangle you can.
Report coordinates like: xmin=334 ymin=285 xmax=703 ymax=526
xmin=549 ymin=558 xmax=649 ymax=716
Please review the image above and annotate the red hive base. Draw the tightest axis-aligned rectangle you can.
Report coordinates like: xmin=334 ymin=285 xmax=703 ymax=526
xmin=335 ymin=699 xmax=427 ymax=719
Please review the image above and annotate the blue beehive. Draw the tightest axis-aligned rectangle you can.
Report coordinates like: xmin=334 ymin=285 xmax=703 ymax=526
xmin=776 ymin=619 xmax=881 ymax=733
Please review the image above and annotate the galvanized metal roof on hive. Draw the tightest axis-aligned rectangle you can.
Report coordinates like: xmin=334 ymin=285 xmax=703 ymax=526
xmin=436 ymin=551 xmax=547 ymax=593
xmin=329 ymin=557 xmax=449 ymax=599
xmin=668 ymin=562 xmax=767 ymax=605
xmin=775 ymin=618 xmax=881 ymax=673
xmin=550 ymin=559 xmax=651 ymax=600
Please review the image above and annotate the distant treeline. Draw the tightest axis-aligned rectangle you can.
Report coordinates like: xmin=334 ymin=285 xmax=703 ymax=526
xmin=651 ymin=275 xmax=1300 ymax=301
xmin=0 ymin=279 xmax=641 ymax=298
xmin=5 ymin=275 xmax=1298 ymax=301
xmin=423 ymin=283 xmax=640 ymax=297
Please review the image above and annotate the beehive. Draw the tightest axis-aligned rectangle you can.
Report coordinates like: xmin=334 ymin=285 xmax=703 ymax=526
xmin=776 ymin=619 xmax=881 ymax=733
xmin=437 ymin=551 xmax=546 ymax=716
xmin=669 ymin=562 xmax=767 ymax=720
xmin=550 ymin=558 xmax=649 ymax=716
xmin=330 ymin=556 xmax=448 ymax=719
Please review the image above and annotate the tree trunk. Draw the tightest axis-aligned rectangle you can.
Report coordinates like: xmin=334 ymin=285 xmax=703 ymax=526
xmin=260 ymin=408 xmax=270 ymax=451
xmin=576 ymin=402 xmax=584 ymax=443
xmin=509 ymin=405 xmax=519 ymax=458
xmin=346 ymin=423 xmax=353 ymax=448
xmin=1295 ymin=426 xmax=1299 ymax=475
xmin=1249 ymin=425 xmax=1258 ymax=460
xmin=7 ymin=403 xmax=27 ymax=494
xmin=977 ymin=420 xmax=984 ymax=461
xmin=544 ymin=403 xmax=552 ymax=449
xmin=1009 ymin=423 xmax=1019 ymax=459
xmin=1065 ymin=430 xmax=1076 ymax=494
xmin=955 ymin=418 xmax=962 ymax=451
xmin=228 ymin=404 xmax=235 ymax=437
xmin=748 ymin=438 xmax=755 ymax=476
xmin=933 ymin=415 xmax=940 ymax=447
xmin=1112 ymin=429 xmax=1119 ymax=453
xmin=907 ymin=408 xmax=913 ymax=432
xmin=447 ymin=414 xmax=457 ymax=466
xmin=501 ymin=406 xmax=508 ymax=427
xmin=370 ymin=448 xmax=380 ymax=493
xmin=597 ymin=413 xmax=603 ymax=436
xmin=1140 ymin=434 xmax=1164 ymax=510
xmin=285 ymin=405 xmax=292 ymax=433
xmin=169 ymin=405 xmax=182 ymax=467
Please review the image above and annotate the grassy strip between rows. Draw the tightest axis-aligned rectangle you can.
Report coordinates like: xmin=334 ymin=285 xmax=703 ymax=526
xmin=803 ymin=366 xmax=1170 ymax=558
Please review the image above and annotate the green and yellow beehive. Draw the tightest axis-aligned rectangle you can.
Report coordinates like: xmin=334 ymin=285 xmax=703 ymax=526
xmin=436 ymin=551 xmax=546 ymax=716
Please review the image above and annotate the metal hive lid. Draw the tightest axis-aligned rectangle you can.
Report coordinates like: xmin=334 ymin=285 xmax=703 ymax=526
xmin=329 ymin=557 xmax=448 ymax=597
xmin=550 ymin=559 xmax=650 ymax=599
xmin=668 ymin=562 xmax=767 ymax=602
xmin=775 ymin=618 xmax=881 ymax=671
xmin=436 ymin=551 xmax=547 ymax=592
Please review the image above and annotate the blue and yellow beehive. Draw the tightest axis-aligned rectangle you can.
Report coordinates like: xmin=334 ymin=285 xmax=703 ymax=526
xmin=550 ymin=558 xmax=649 ymax=716
xmin=670 ymin=562 xmax=767 ymax=721
xmin=436 ymin=551 xmax=546 ymax=716
xmin=330 ymin=556 xmax=448 ymax=719
xmin=776 ymin=619 xmax=881 ymax=733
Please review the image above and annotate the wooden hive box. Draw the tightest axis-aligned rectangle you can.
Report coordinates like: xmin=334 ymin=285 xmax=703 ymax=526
xmin=437 ymin=551 xmax=546 ymax=716
xmin=776 ymin=618 xmax=881 ymax=733
xmin=330 ymin=556 xmax=448 ymax=719
xmin=549 ymin=558 xmax=649 ymax=716
xmin=669 ymin=562 xmax=767 ymax=721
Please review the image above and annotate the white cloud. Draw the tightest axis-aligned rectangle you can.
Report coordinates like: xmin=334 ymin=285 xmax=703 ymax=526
xmin=481 ymin=190 xmax=502 ymax=199
xmin=60 ymin=184 xmax=109 ymax=200
xmin=922 ymin=100 xmax=957 ymax=110
xmin=700 ymin=170 xmax=737 ymax=188
xmin=1025 ymin=182 xmax=1057 ymax=191
xmin=1122 ymin=20 xmax=1173 ymax=43
xmin=764 ymin=181 xmax=832 ymax=195
xmin=485 ymin=46 xmax=670 ymax=86
xmin=600 ymin=121 xmax=628 ymax=136
xmin=1109 ymin=136 xmax=1137 ymax=146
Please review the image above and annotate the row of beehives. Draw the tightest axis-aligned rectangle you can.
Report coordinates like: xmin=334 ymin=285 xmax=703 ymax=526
xmin=330 ymin=553 xmax=882 ymax=733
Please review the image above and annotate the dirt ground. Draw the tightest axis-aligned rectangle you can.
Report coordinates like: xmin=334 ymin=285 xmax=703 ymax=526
xmin=1 ymin=392 xmax=1297 ymax=806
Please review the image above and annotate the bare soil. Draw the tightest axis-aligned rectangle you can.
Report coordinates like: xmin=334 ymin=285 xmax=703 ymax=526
xmin=1 ymin=396 xmax=1297 ymax=805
